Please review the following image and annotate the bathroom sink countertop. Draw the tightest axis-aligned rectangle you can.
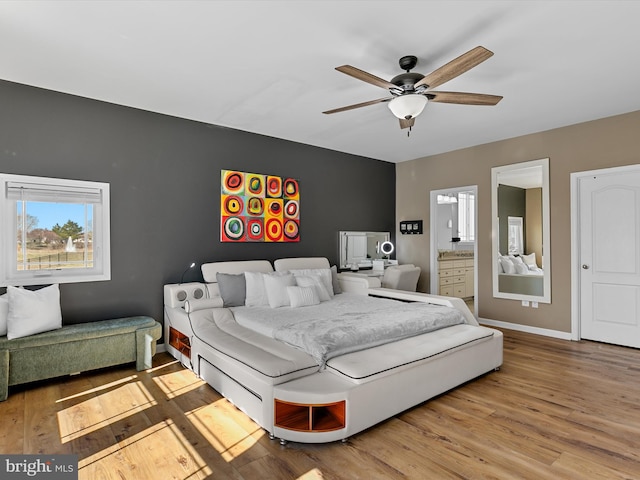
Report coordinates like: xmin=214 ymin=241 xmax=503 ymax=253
xmin=438 ymin=250 xmax=474 ymax=259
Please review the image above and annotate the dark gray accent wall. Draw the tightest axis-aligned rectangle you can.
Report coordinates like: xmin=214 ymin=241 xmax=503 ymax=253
xmin=0 ymin=80 xmax=395 ymax=326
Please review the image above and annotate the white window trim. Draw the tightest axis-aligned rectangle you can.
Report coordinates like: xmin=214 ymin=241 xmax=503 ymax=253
xmin=457 ymin=191 xmax=475 ymax=243
xmin=0 ymin=173 xmax=110 ymax=287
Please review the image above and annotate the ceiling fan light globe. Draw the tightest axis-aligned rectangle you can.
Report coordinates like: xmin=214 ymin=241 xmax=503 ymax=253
xmin=388 ymin=94 xmax=428 ymax=120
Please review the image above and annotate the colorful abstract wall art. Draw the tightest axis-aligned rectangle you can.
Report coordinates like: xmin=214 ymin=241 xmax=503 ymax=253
xmin=221 ymin=170 xmax=300 ymax=242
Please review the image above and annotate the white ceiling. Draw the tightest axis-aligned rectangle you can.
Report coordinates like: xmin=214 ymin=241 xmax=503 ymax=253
xmin=2 ymin=1 xmax=639 ymax=163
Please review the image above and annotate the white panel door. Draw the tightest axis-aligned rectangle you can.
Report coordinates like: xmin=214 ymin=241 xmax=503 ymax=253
xmin=579 ymin=171 xmax=640 ymax=347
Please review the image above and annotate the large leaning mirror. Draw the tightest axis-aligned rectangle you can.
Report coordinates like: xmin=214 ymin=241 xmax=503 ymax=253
xmin=339 ymin=231 xmax=391 ymax=269
xmin=491 ymin=158 xmax=551 ymax=303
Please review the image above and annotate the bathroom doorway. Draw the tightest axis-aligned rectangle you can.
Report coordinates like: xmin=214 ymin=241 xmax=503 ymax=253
xmin=430 ymin=185 xmax=478 ymax=318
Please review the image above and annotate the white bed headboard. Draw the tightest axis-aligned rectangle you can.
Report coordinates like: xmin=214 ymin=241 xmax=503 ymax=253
xmin=166 ymin=258 xmax=333 ymax=308
xmin=201 ymin=260 xmax=273 ymax=282
xmin=274 ymin=257 xmax=330 ymax=271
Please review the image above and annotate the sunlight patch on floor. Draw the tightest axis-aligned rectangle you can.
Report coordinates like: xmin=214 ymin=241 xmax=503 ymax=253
xmin=152 ymin=367 xmax=204 ymax=399
xmin=145 ymin=358 xmax=181 ymax=373
xmin=57 ymin=380 xmax=156 ymax=443
xmin=78 ymin=418 xmax=212 ymax=478
xmin=55 ymin=375 xmax=138 ymax=403
xmin=186 ymin=398 xmax=265 ymax=462
xmin=297 ymin=468 xmax=325 ymax=479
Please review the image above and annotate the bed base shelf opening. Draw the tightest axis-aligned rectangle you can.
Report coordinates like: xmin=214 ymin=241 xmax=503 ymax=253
xmin=168 ymin=326 xmax=191 ymax=358
xmin=275 ymin=399 xmax=346 ymax=432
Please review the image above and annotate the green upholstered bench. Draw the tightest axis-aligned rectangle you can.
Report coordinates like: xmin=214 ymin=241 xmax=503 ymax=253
xmin=0 ymin=316 xmax=161 ymax=401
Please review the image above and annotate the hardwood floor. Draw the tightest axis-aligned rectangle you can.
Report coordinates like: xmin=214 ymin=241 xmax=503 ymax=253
xmin=2 ymin=328 xmax=640 ymax=479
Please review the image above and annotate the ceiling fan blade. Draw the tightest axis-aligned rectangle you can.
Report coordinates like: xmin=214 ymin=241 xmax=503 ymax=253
xmin=323 ymin=97 xmax=391 ymax=114
xmin=428 ymin=91 xmax=503 ymax=106
xmin=335 ymin=65 xmax=398 ymax=91
xmin=414 ymin=46 xmax=494 ymax=90
xmin=399 ymin=117 xmax=415 ymax=129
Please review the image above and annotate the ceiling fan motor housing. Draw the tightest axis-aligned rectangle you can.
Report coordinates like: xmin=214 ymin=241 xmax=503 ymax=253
xmin=390 ymin=72 xmax=425 ymax=93
xmin=390 ymin=56 xmax=426 ymax=94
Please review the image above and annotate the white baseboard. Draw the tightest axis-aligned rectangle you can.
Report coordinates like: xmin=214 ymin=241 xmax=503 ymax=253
xmin=478 ymin=318 xmax=573 ymax=341
xmin=156 ymin=342 xmax=167 ymax=353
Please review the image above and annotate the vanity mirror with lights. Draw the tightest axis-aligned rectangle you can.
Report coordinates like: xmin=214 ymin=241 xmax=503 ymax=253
xmin=491 ymin=158 xmax=551 ymax=303
xmin=339 ymin=231 xmax=393 ymax=270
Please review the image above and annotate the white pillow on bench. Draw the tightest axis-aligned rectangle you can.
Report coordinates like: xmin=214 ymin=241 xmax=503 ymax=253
xmin=0 ymin=294 xmax=7 ymax=336
xmin=6 ymin=284 xmax=62 ymax=340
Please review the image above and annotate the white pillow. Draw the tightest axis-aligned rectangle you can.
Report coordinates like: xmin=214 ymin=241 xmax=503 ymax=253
xmin=522 ymin=252 xmax=537 ymax=268
xmin=184 ymin=297 xmax=223 ymax=313
xmin=7 ymin=284 xmax=62 ymax=340
xmin=289 ymin=268 xmax=334 ymax=297
xmin=264 ymin=273 xmax=296 ymax=308
xmin=295 ymin=275 xmax=330 ymax=302
xmin=0 ymin=294 xmax=8 ymax=336
xmin=499 ymin=257 xmax=516 ymax=274
xmin=509 ymin=255 xmax=525 ymax=265
xmin=244 ymin=271 xmax=268 ymax=307
xmin=514 ymin=263 xmax=529 ymax=275
xmin=245 ymin=271 xmax=290 ymax=307
xmin=497 ymin=255 xmax=505 ymax=273
xmin=287 ymin=286 xmax=320 ymax=308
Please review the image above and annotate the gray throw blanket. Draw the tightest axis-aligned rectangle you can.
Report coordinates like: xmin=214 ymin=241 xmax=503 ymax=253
xmin=272 ymin=302 xmax=465 ymax=367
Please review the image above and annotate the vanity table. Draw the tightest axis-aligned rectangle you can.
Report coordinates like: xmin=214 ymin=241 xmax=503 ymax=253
xmin=339 ymin=260 xmax=398 ymax=278
xmin=340 ymin=270 xmax=385 ymax=279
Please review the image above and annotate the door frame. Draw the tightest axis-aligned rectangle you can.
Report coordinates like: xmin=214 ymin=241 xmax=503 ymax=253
xmin=430 ymin=185 xmax=478 ymax=318
xmin=570 ymin=163 xmax=640 ymax=341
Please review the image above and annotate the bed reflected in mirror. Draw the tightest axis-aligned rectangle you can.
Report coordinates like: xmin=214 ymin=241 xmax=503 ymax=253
xmin=491 ymin=158 xmax=551 ymax=303
xmin=339 ymin=231 xmax=391 ymax=269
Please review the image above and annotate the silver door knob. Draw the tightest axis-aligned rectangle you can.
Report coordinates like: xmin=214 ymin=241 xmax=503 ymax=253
xmin=582 ymin=264 xmax=590 ymax=269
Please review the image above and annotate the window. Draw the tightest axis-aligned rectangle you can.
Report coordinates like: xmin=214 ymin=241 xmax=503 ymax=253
xmin=507 ymin=216 xmax=524 ymax=255
xmin=0 ymin=173 xmax=110 ymax=286
xmin=457 ymin=191 xmax=475 ymax=242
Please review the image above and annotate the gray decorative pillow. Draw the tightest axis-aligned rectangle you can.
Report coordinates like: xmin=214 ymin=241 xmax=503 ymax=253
xmin=216 ymin=272 xmax=246 ymax=307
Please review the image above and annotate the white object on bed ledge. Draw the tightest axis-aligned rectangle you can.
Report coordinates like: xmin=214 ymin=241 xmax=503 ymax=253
xmin=184 ymin=297 xmax=223 ymax=313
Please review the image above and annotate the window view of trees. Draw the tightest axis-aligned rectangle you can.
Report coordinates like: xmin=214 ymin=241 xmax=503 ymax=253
xmin=16 ymin=206 xmax=94 ymax=271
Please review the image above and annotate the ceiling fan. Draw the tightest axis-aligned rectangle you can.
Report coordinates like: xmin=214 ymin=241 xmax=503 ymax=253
xmin=323 ymin=46 xmax=503 ymax=133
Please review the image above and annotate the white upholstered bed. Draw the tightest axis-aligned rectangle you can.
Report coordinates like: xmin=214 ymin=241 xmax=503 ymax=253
xmin=163 ymin=257 xmax=502 ymax=444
